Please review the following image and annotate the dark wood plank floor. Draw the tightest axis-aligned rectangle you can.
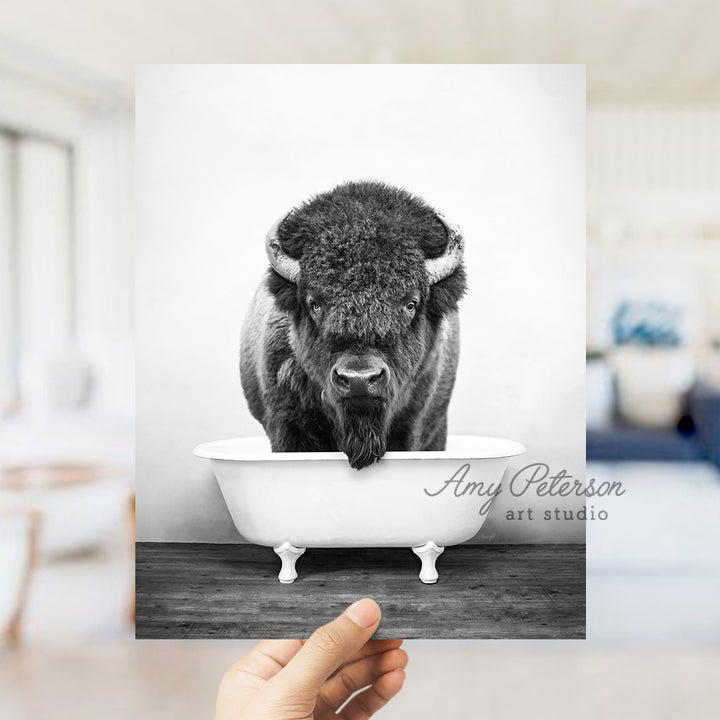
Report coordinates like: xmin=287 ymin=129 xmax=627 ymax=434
xmin=136 ymin=543 xmax=585 ymax=640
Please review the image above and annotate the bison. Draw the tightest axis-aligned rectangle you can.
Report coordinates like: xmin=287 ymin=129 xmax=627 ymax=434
xmin=240 ymin=181 xmax=466 ymax=469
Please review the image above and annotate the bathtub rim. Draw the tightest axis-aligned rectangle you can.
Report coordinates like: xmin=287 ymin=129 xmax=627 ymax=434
xmin=194 ymin=434 xmax=526 ymax=461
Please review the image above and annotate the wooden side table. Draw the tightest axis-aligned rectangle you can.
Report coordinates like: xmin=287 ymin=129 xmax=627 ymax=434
xmin=0 ymin=509 xmax=41 ymax=648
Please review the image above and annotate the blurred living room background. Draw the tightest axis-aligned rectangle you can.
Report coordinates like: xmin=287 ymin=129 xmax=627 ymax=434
xmin=1 ymin=1 xmax=719 ymax=719
xmin=586 ymin=104 xmax=720 ymax=642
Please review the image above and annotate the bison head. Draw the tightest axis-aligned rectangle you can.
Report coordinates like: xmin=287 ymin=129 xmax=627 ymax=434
xmin=266 ymin=181 xmax=466 ymax=468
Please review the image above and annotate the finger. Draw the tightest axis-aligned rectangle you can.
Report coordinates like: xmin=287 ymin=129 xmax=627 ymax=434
xmin=330 ymin=638 xmax=404 ymax=675
xmin=339 ymin=669 xmax=406 ymax=720
xmin=225 ymin=640 xmax=303 ymax=687
xmin=318 ymin=648 xmax=408 ymax=711
xmin=216 ymin=640 xmax=304 ymax=720
xmin=252 ymin=639 xmax=305 ymax=670
xmin=268 ymin=598 xmax=381 ymax=699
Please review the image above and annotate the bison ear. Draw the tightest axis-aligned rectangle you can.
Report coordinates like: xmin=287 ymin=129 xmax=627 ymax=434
xmin=426 ymin=264 xmax=467 ymax=324
xmin=266 ymin=269 xmax=301 ymax=315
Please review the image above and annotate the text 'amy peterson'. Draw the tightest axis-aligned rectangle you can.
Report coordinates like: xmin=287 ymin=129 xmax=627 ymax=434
xmin=424 ymin=462 xmax=625 ymax=515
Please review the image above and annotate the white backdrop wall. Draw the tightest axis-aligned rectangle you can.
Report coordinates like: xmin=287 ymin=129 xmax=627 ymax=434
xmin=136 ymin=64 xmax=586 ymax=543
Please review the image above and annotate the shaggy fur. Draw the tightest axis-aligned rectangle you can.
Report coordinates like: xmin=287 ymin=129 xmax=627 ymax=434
xmin=240 ymin=180 xmax=466 ymax=469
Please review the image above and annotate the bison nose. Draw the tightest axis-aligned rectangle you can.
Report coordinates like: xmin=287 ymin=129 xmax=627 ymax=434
xmin=331 ymin=359 xmax=388 ymax=398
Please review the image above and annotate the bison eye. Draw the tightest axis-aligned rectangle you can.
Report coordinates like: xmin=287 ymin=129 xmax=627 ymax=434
xmin=309 ymin=300 xmax=322 ymax=315
xmin=404 ymin=299 xmax=418 ymax=313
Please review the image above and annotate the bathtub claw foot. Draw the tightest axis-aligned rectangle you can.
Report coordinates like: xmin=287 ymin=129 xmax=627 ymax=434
xmin=274 ymin=542 xmax=305 ymax=583
xmin=412 ymin=541 xmax=444 ymax=584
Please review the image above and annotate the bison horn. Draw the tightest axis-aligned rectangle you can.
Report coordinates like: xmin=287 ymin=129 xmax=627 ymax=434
xmin=265 ymin=214 xmax=301 ymax=283
xmin=426 ymin=212 xmax=464 ymax=285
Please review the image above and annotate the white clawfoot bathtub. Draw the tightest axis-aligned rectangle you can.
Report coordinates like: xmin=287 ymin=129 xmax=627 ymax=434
xmin=195 ymin=435 xmax=525 ymax=584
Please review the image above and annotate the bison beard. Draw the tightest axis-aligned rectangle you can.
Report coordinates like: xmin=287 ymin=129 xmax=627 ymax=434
xmin=333 ymin=401 xmax=388 ymax=470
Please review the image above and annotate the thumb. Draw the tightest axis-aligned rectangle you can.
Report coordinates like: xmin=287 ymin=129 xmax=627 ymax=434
xmin=269 ymin=598 xmax=381 ymax=699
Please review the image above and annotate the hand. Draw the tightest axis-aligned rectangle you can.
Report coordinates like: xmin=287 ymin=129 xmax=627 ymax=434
xmin=215 ymin=598 xmax=407 ymax=719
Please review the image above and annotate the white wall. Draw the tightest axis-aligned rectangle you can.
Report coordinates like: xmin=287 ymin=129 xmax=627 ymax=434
xmin=74 ymin=109 xmax=135 ymax=417
xmin=587 ymin=106 xmax=720 ymax=361
xmin=136 ymin=64 xmax=586 ymax=543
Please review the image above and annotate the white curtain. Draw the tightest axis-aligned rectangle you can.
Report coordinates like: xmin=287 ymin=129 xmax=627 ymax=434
xmin=16 ymin=138 xmax=74 ymax=356
xmin=0 ymin=133 xmax=15 ymax=414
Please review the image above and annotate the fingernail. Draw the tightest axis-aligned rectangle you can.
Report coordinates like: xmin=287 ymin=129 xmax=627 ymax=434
xmin=344 ymin=598 xmax=380 ymax=628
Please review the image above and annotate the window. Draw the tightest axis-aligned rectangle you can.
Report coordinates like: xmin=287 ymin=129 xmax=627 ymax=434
xmin=0 ymin=128 xmax=75 ymax=416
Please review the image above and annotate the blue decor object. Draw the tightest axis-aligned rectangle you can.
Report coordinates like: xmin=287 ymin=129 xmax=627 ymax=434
xmin=612 ymin=300 xmax=683 ymax=347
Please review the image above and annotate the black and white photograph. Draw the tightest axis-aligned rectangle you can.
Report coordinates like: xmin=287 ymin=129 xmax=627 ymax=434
xmin=134 ymin=63 xmax=586 ymax=639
